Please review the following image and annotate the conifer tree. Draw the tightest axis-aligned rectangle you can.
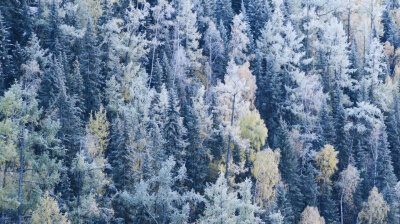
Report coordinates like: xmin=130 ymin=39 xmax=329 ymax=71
xmin=80 ymin=20 xmax=103 ymax=117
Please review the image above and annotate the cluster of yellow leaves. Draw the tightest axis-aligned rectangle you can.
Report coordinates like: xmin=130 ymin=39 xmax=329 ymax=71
xmin=358 ymin=187 xmax=389 ymax=224
xmin=31 ymin=192 xmax=70 ymax=224
xmin=299 ymin=206 xmax=325 ymax=224
xmin=252 ymin=148 xmax=280 ymax=208
xmin=239 ymin=111 xmax=268 ymax=152
xmin=85 ymin=105 xmax=110 ymax=158
xmin=316 ymin=144 xmax=338 ymax=184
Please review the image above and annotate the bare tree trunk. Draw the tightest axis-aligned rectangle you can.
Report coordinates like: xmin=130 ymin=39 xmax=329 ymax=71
xmin=17 ymin=126 xmax=25 ymax=224
xmin=340 ymin=191 xmax=344 ymax=224
xmin=149 ymin=18 xmax=160 ymax=88
xmin=225 ymin=94 xmax=236 ymax=180
xmin=347 ymin=8 xmax=351 ymax=43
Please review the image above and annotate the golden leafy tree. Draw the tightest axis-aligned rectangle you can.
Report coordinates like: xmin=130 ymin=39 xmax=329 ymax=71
xmin=252 ymin=148 xmax=281 ymax=208
xmin=31 ymin=192 xmax=70 ymax=224
xmin=299 ymin=206 xmax=325 ymax=224
xmin=358 ymin=187 xmax=389 ymax=224
xmin=316 ymin=144 xmax=339 ymax=184
xmin=86 ymin=105 xmax=110 ymax=158
xmin=239 ymin=111 xmax=268 ymax=152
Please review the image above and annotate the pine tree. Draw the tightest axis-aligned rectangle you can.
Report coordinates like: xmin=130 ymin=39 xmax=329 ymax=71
xmin=200 ymin=172 xmax=238 ymax=223
xmin=175 ymin=0 xmax=203 ymax=73
xmin=387 ymin=91 xmax=400 ymax=178
xmin=183 ymin=86 xmax=210 ymax=192
xmin=129 ymin=157 xmax=203 ymax=224
xmin=229 ymin=13 xmax=250 ymax=65
xmin=0 ymin=12 xmax=11 ymax=94
xmin=80 ymin=20 xmax=103 ymax=117
xmin=277 ymin=121 xmax=303 ymax=219
xmin=43 ymin=0 xmax=62 ymax=54
xmin=236 ymin=178 xmax=263 ymax=224
xmin=49 ymin=57 xmax=83 ymax=169
xmin=65 ymin=58 xmax=85 ymax=117
xmin=214 ymin=0 xmax=234 ymax=30
xmin=203 ymin=20 xmax=226 ymax=84
xmin=165 ymin=87 xmax=187 ymax=165
xmin=274 ymin=182 xmax=294 ymax=224
xmin=301 ymin=156 xmax=319 ymax=207
xmin=0 ymin=0 xmax=32 ymax=45
xmin=246 ymin=0 xmax=270 ymax=38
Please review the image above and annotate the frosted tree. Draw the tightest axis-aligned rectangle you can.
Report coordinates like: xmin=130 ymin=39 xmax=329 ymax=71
xmin=299 ymin=206 xmax=325 ymax=224
xmin=317 ymin=17 xmax=354 ymax=94
xmin=122 ymin=1 xmax=149 ymax=66
xmin=107 ymin=63 xmax=154 ymax=190
xmin=200 ymin=172 xmax=238 ymax=224
xmin=229 ymin=13 xmax=250 ymax=65
xmin=214 ymin=61 xmax=256 ymax=178
xmin=255 ymin=0 xmax=305 ymax=129
xmin=203 ymin=20 xmax=225 ymax=85
xmin=175 ymin=0 xmax=203 ymax=72
xmin=236 ymin=178 xmax=264 ymax=224
xmin=364 ymin=37 xmax=387 ymax=103
xmin=337 ymin=165 xmax=360 ymax=224
xmin=358 ymin=0 xmax=384 ymax=36
xmin=69 ymin=106 xmax=113 ymax=223
xmin=358 ymin=187 xmax=389 ymax=224
xmin=201 ymin=172 xmax=263 ymax=223
xmin=130 ymin=157 xmax=203 ymax=224
xmin=149 ymin=0 xmax=175 ymax=82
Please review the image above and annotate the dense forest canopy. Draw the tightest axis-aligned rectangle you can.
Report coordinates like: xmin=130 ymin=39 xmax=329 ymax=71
xmin=1 ymin=0 xmax=400 ymax=223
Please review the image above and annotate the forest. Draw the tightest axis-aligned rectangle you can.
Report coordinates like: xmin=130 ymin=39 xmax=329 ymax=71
xmin=1 ymin=0 xmax=400 ymax=223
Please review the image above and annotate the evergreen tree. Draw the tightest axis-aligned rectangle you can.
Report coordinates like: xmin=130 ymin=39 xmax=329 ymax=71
xmin=165 ymin=87 xmax=187 ymax=165
xmin=214 ymin=0 xmax=234 ymax=30
xmin=184 ymin=86 xmax=210 ymax=192
xmin=277 ymin=121 xmax=303 ymax=219
xmin=80 ymin=20 xmax=103 ymax=117
xmin=229 ymin=13 xmax=250 ymax=65
xmin=129 ymin=157 xmax=203 ymax=224
xmin=0 ymin=12 xmax=11 ymax=94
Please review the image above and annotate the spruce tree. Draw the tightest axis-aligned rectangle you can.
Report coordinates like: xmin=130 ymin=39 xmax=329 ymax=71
xmin=277 ymin=121 xmax=303 ymax=219
xmin=80 ymin=20 xmax=103 ymax=117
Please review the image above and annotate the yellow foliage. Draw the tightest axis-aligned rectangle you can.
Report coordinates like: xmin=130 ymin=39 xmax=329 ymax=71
xmin=358 ymin=187 xmax=389 ymax=224
xmin=299 ymin=206 xmax=325 ymax=224
xmin=316 ymin=144 xmax=338 ymax=184
xmin=239 ymin=111 xmax=268 ymax=152
xmin=252 ymin=148 xmax=281 ymax=208
xmin=31 ymin=192 xmax=71 ymax=224
xmin=86 ymin=105 xmax=110 ymax=158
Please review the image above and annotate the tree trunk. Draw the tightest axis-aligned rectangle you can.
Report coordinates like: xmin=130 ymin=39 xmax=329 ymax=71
xmin=17 ymin=126 xmax=25 ymax=224
xmin=225 ymin=94 xmax=236 ymax=180
xmin=340 ymin=191 xmax=344 ymax=224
